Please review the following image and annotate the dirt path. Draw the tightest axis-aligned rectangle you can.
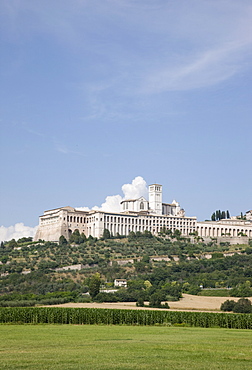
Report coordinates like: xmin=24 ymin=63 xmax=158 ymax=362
xmin=47 ymin=294 xmax=251 ymax=312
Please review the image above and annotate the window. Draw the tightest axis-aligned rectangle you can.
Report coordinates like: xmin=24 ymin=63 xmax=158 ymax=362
xmin=140 ymin=201 xmax=144 ymax=210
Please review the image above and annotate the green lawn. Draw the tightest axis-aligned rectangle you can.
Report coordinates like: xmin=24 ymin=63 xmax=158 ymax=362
xmin=1 ymin=324 xmax=252 ymax=369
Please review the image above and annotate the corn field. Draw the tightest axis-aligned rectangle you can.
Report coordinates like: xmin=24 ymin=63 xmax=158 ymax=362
xmin=0 ymin=307 xmax=251 ymax=329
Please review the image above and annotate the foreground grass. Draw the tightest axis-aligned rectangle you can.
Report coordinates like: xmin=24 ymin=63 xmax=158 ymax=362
xmin=1 ymin=325 xmax=252 ymax=369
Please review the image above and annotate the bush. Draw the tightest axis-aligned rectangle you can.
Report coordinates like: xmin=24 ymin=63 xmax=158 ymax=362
xmin=136 ymin=297 xmax=145 ymax=307
xmin=221 ymin=298 xmax=252 ymax=313
xmin=220 ymin=300 xmax=236 ymax=312
xmin=0 ymin=300 xmax=37 ymax=307
xmin=233 ymin=298 xmax=252 ymax=313
xmin=94 ymin=292 xmax=118 ymax=303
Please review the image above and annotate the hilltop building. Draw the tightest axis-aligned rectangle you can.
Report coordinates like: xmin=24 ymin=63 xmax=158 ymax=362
xmin=34 ymin=184 xmax=252 ymax=242
xmin=197 ymin=217 xmax=252 ymax=238
xmin=34 ymin=184 xmax=196 ymax=242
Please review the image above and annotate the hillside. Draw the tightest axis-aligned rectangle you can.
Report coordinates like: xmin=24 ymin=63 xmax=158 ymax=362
xmin=1 ymin=231 xmax=252 ymax=306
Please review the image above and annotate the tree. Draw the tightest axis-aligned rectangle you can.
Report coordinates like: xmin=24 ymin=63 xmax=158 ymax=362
xmin=136 ymin=297 xmax=145 ymax=307
xmin=230 ymin=281 xmax=252 ymax=297
xmin=59 ymin=235 xmax=68 ymax=246
xmin=88 ymin=273 xmax=101 ymax=299
xmin=211 ymin=213 xmax=216 ymax=221
xmin=226 ymin=210 xmax=230 ymax=219
xmin=69 ymin=229 xmax=86 ymax=244
xmin=233 ymin=298 xmax=252 ymax=313
xmin=221 ymin=211 xmax=226 ymax=220
xmin=149 ymin=292 xmax=162 ymax=308
xmin=220 ymin=300 xmax=236 ymax=312
xmin=8 ymin=239 xmax=18 ymax=248
xmin=103 ymin=229 xmax=111 ymax=239
xmin=17 ymin=237 xmax=32 ymax=243
xmin=173 ymin=229 xmax=182 ymax=240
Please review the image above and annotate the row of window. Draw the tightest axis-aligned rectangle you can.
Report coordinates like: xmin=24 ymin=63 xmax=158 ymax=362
xmin=65 ymin=213 xmax=195 ymax=226
xmin=41 ymin=216 xmax=59 ymax=225
xmin=67 ymin=216 xmax=86 ymax=223
xmin=105 ymin=215 xmax=195 ymax=223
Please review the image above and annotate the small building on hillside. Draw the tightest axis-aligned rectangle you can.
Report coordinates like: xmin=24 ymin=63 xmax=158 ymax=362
xmin=114 ymin=279 xmax=127 ymax=288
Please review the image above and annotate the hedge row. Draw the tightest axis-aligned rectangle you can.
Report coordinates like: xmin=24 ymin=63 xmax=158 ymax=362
xmin=0 ymin=307 xmax=251 ymax=329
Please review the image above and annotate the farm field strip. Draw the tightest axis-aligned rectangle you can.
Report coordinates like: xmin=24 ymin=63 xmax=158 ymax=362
xmin=46 ymin=293 xmax=252 ymax=311
xmin=1 ymin=324 xmax=252 ymax=369
xmin=1 ymin=307 xmax=252 ymax=329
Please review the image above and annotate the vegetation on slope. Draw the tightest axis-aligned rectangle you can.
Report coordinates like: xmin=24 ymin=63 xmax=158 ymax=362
xmin=0 ymin=232 xmax=252 ymax=306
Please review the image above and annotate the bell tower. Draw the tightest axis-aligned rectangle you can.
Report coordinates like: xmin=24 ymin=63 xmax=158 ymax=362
xmin=148 ymin=184 xmax=162 ymax=215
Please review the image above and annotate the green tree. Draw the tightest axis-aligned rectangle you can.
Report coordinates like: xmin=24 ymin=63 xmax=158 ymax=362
xmin=8 ymin=239 xmax=18 ymax=248
xmin=59 ymin=235 xmax=68 ymax=246
xmin=103 ymin=229 xmax=111 ymax=239
xmin=69 ymin=229 xmax=83 ymax=244
xmin=173 ymin=229 xmax=182 ymax=240
xmin=220 ymin=300 xmax=236 ymax=312
xmin=221 ymin=211 xmax=226 ymax=220
xmin=233 ymin=298 xmax=252 ymax=313
xmin=149 ymin=292 xmax=162 ymax=308
xmin=88 ymin=273 xmax=101 ymax=299
xmin=230 ymin=281 xmax=252 ymax=297
xmin=226 ymin=210 xmax=230 ymax=219
xmin=211 ymin=213 xmax=216 ymax=221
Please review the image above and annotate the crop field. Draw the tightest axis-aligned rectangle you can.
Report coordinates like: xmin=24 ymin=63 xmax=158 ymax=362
xmin=1 ymin=324 xmax=252 ymax=369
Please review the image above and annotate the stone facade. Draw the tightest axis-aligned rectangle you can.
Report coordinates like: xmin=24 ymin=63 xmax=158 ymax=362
xmin=34 ymin=183 xmax=196 ymax=242
xmin=196 ymin=219 xmax=252 ymax=239
xmin=34 ymin=183 xmax=252 ymax=243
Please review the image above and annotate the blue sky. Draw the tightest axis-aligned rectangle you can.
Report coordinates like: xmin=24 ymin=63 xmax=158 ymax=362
xmin=0 ymin=0 xmax=252 ymax=241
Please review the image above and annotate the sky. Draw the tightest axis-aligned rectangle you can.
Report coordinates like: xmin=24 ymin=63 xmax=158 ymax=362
xmin=0 ymin=0 xmax=252 ymax=242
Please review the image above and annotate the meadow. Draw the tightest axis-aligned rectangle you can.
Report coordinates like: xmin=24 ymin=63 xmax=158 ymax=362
xmin=1 ymin=324 xmax=252 ymax=369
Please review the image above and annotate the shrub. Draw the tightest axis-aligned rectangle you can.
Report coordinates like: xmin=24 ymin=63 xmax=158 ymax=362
xmin=136 ymin=298 xmax=145 ymax=307
xmin=221 ymin=298 xmax=252 ymax=313
xmin=233 ymin=298 xmax=252 ymax=314
xmin=220 ymin=300 xmax=236 ymax=312
xmin=94 ymin=293 xmax=118 ymax=303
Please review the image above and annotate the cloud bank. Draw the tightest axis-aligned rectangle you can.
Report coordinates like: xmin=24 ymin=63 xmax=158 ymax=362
xmin=0 ymin=223 xmax=38 ymax=243
xmin=77 ymin=176 xmax=148 ymax=213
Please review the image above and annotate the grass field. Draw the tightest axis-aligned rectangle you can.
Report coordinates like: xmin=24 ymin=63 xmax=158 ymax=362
xmin=1 ymin=324 xmax=252 ymax=369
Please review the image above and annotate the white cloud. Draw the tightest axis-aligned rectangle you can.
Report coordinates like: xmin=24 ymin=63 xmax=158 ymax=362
xmin=76 ymin=176 xmax=148 ymax=213
xmin=122 ymin=176 xmax=148 ymax=200
xmin=141 ymin=34 xmax=252 ymax=93
xmin=2 ymin=0 xmax=252 ymax=95
xmin=92 ymin=194 xmax=123 ymax=213
xmin=0 ymin=223 xmax=38 ymax=243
